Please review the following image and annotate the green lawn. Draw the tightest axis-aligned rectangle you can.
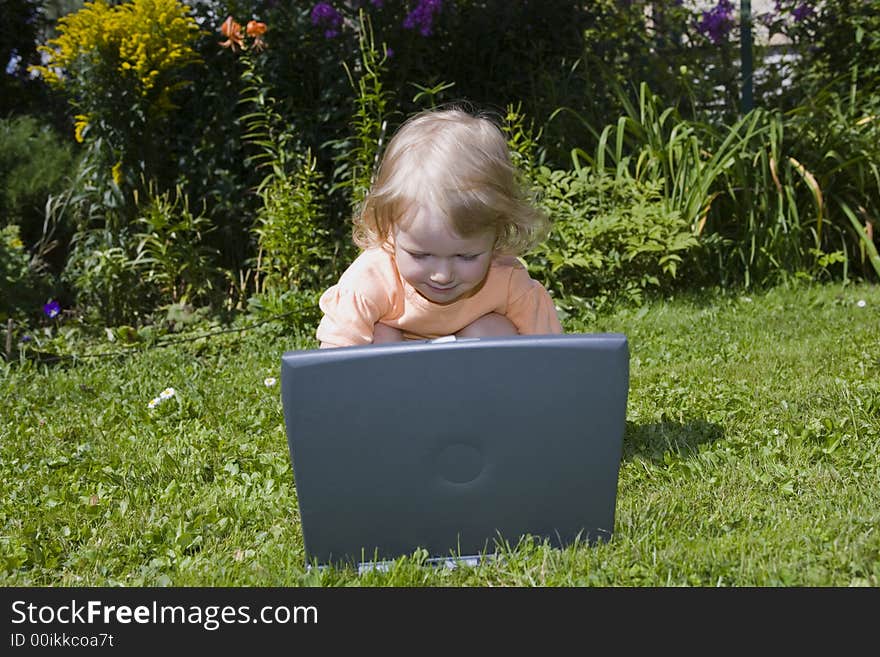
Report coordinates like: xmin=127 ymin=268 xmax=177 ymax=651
xmin=2 ymin=282 xmax=878 ymax=586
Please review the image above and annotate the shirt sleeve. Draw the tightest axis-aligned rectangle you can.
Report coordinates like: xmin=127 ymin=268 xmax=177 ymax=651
xmin=505 ymin=267 xmax=564 ymax=335
xmin=315 ymin=286 xmax=385 ymax=348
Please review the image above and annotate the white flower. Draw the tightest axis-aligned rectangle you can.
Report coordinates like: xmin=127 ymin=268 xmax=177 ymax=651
xmin=148 ymin=387 xmax=176 ymax=410
xmin=264 ymin=377 xmax=277 ymax=388
xmin=856 ymin=299 xmax=866 ymax=308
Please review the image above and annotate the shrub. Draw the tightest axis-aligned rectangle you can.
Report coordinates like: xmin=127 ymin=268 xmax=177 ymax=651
xmin=62 ymin=227 xmax=150 ymax=327
xmin=31 ymin=0 xmax=203 ymax=197
xmin=0 ymin=225 xmax=53 ymax=323
xmin=529 ymin=166 xmax=698 ymax=307
xmin=254 ymin=155 xmax=335 ymax=295
xmin=0 ymin=116 xmax=77 ymax=259
xmin=133 ymin=184 xmax=222 ymax=307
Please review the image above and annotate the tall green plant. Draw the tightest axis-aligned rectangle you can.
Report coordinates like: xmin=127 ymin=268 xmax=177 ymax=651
xmin=332 ymin=11 xmax=393 ymax=215
xmin=1 ymin=225 xmax=51 ymax=322
xmin=63 ymin=226 xmax=147 ymax=326
xmin=220 ymin=13 xmax=334 ymax=297
xmin=133 ymin=183 xmax=220 ymax=306
xmin=31 ymin=0 xmax=202 ymax=197
xmin=556 ymin=81 xmax=879 ymax=287
xmin=253 ymin=154 xmax=331 ymax=293
xmin=783 ymin=85 xmax=880 ymax=281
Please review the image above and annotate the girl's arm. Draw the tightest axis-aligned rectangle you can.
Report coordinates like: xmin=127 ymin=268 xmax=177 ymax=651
xmin=316 ymin=286 xmax=386 ymax=348
xmin=505 ymin=271 xmax=564 ymax=335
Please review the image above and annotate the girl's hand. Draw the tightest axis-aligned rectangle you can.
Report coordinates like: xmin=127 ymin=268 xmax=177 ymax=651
xmin=372 ymin=323 xmax=405 ymax=344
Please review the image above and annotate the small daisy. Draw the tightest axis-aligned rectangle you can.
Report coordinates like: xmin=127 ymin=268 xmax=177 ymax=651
xmin=856 ymin=299 xmax=866 ymax=308
xmin=264 ymin=377 xmax=277 ymax=388
xmin=159 ymin=387 xmax=176 ymax=400
xmin=148 ymin=398 xmax=161 ymax=410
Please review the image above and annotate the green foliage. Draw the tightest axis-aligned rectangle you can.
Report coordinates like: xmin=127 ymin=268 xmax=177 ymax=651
xmin=61 ymin=180 xmax=225 ymax=326
xmin=0 ymin=225 xmax=51 ymax=322
xmin=31 ymin=0 xmax=203 ymax=196
xmin=504 ymin=101 xmax=546 ymax=181
xmin=558 ymin=80 xmax=880 ymax=289
xmin=63 ymin=226 xmax=150 ymax=327
xmin=218 ymin=12 xmax=337 ymax=302
xmin=0 ymin=116 xmax=77 ymax=253
xmin=699 ymin=91 xmax=880 ymax=287
xmin=235 ymin=32 xmax=296 ymax=181
xmin=788 ymin=0 xmax=880 ymax=100
xmin=782 ymin=87 xmax=880 ymax=281
xmin=559 ymin=83 xmax=765 ymax=231
xmin=8 ymin=0 xmax=879 ymax=326
xmin=332 ymin=11 xmax=393 ymax=215
xmin=254 ymin=155 xmax=334 ymax=294
xmin=530 ymin=166 xmax=697 ymax=306
xmin=133 ymin=184 xmax=221 ymax=306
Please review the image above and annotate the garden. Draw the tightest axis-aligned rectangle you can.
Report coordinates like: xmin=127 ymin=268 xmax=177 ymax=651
xmin=1 ymin=0 xmax=879 ymax=586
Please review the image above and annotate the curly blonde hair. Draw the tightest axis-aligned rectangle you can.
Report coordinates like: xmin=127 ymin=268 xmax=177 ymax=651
xmin=352 ymin=107 xmax=549 ymax=256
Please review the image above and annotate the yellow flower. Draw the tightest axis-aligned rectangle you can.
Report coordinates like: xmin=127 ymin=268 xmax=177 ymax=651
xmin=111 ymin=161 xmax=124 ymax=185
xmin=31 ymin=0 xmax=201 ymax=113
xmin=74 ymin=114 xmax=89 ymax=143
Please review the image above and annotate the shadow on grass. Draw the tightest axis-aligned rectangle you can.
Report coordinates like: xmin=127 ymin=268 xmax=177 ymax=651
xmin=622 ymin=418 xmax=724 ymax=465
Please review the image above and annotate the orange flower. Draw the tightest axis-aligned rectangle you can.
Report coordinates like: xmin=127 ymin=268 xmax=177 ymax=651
xmin=219 ymin=16 xmax=244 ymax=52
xmin=246 ymin=20 xmax=267 ymax=37
xmin=246 ymin=20 xmax=267 ymax=51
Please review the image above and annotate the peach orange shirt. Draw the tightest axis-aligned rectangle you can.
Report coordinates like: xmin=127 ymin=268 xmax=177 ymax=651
xmin=316 ymin=246 xmax=563 ymax=348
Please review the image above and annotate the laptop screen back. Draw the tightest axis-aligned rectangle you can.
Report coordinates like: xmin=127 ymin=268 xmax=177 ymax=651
xmin=280 ymin=333 xmax=629 ymax=567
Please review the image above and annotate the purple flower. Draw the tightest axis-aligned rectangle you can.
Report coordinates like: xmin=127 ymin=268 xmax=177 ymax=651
xmin=792 ymin=3 xmax=814 ymax=22
xmin=20 ymin=335 xmax=32 ymax=343
xmin=43 ymin=300 xmax=61 ymax=319
xmin=311 ymin=2 xmax=343 ymax=38
xmin=696 ymin=0 xmax=735 ymax=45
xmin=403 ymin=0 xmax=444 ymax=37
xmin=370 ymin=0 xmax=384 ymax=7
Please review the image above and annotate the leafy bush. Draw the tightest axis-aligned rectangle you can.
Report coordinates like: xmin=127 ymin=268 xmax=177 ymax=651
xmin=31 ymin=0 xmax=202 ymax=197
xmin=0 ymin=225 xmax=52 ymax=322
xmin=16 ymin=0 xmax=880 ymax=322
xmin=62 ymin=227 xmax=150 ymax=327
xmin=779 ymin=0 xmax=880 ymax=99
xmin=0 ymin=116 xmax=77 ymax=260
xmin=254 ymin=156 xmax=335 ymax=295
xmin=556 ymin=79 xmax=880 ymax=288
xmin=133 ymin=184 xmax=222 ymax=307
xmin=529 ymin=166 xmax=698 ymax=307
xmin=706 ymin=93 xmax=880 ymax=286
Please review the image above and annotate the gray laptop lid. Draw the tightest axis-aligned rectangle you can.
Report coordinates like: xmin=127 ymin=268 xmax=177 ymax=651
xmin=280 ymin=333 xmax=629 ymax=568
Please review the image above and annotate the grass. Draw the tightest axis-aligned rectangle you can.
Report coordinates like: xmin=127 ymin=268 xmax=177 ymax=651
xmin=1 ymin=281 xmax=878 ymax=586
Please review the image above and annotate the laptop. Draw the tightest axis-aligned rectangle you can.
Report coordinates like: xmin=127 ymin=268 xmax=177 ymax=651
xmin=280 ymin=332 xmax=629 ymax=569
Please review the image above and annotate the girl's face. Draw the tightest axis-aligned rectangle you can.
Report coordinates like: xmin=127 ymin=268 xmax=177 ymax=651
xmin=393 ymin=205 xmax=495 ymax=305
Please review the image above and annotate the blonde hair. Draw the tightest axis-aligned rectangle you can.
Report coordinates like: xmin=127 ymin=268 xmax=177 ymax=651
xmin=352 ymin=107 xmax=549 ymax=255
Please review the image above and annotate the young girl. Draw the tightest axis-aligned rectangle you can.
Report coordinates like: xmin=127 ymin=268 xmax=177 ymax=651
xmin=316 ymin=107 xmax=563 ymax=348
